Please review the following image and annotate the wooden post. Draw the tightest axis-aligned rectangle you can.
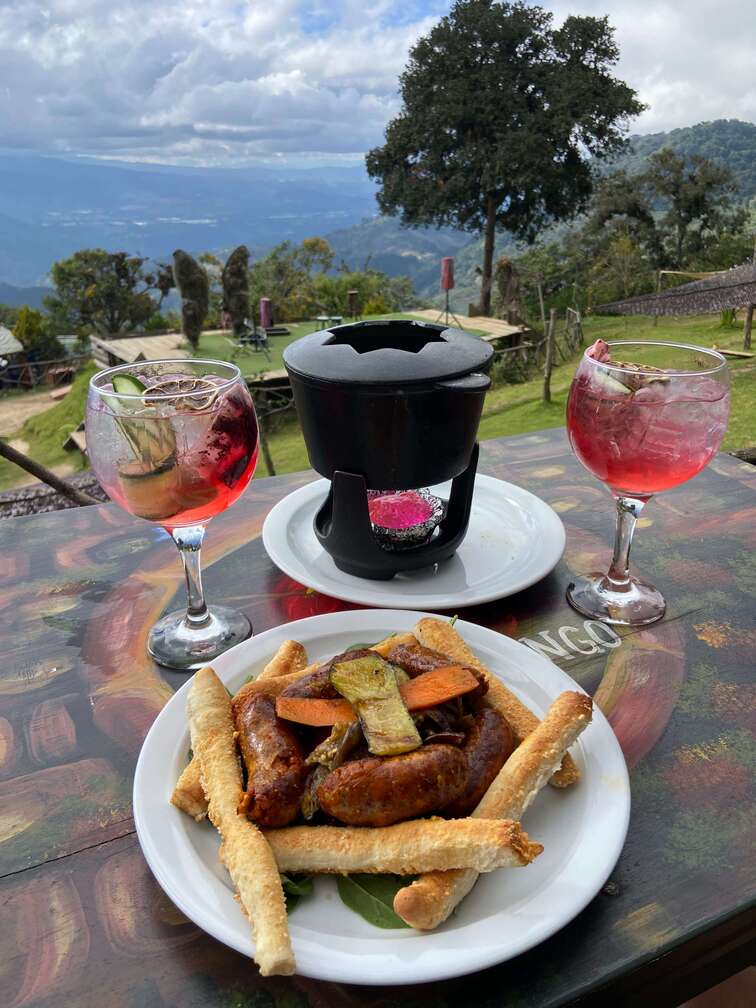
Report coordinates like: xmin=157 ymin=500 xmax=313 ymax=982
xmin=543 ymin=308 xmax=556 ymax=404
xmin=536 ymin=279 xmax=547 ymax=331
xmin=253 ymin=390 xmax=276 ymax=477
xmin=0 ymin=440 xmax=98 ymax=506
xmin=653 ymin=271 xmax=662 ymax=327
xmin=744 ymin=235 xmax=756 ymax=350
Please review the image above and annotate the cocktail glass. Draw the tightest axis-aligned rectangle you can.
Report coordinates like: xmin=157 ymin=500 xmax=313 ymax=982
xmin=86 ymin=359 xmax=259 ymax=669
xmin=565 ymin=340 xmax=729 ymax=626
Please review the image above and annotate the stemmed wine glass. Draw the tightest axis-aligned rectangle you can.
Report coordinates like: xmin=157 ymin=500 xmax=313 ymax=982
xmin=565 ymin=340 xmax=729 ymax=626
xmin=86 ymin=359 xmax=259 ymax=669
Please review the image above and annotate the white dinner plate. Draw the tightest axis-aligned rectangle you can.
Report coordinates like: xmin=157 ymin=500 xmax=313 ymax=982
xmin=261 ymin=475 xmax=566 ymax=609
xmin=134 ymin=610 xmax=630 ymax=985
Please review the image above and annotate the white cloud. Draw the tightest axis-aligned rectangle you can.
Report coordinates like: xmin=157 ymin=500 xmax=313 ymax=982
xmin=0 ymin=1 xmax=753 ymax=164
xmin=550 ymin=0 xmax=756 ymax=134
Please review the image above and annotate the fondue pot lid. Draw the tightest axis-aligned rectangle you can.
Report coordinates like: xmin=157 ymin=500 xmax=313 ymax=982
xmin=283 ymin=319 xmax=493 ymax=386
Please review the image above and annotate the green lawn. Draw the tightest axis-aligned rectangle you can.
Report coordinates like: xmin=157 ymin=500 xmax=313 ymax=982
xmin=0 ymin=313 xmax=753 ymax=491
xmin=475 ymin=314 xmax=754 ymax=454
xmin=257 ymin=313 xmax=755 ymax=477
xmin=195 ymin=313 xmax=483 ymax=376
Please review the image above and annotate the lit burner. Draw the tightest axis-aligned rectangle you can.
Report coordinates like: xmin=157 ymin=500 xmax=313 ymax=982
xmin=367 ymin=489 xmax=444 ymax=549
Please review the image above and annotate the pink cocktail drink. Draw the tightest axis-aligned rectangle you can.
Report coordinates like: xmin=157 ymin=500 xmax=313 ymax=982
xmin=567 ymin=370 xmax=729 ymax=497
xmin=89 ymin=376 xmax=259 ymax=527
xmin=86 ymin=360 xmax=260 ymax=670
xmin=564 ymin=340 xmax=729 ymax=627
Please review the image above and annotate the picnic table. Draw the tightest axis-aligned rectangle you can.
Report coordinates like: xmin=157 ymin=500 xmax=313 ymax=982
xmin=2 ymin=428 xmax=754 ymax=1008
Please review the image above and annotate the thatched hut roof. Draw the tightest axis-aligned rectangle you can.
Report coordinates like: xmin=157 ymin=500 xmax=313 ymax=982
xmin=0 ymin=325 xmax=23 ymax=355
xmin=597 ymin=261 xmax=756 ymax=316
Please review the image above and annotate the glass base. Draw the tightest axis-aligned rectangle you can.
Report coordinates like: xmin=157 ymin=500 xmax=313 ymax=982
xmin=148 ymin=605 xmax=252 ymax=671
xmin=566 ymin=572 xmax=666 ymax=627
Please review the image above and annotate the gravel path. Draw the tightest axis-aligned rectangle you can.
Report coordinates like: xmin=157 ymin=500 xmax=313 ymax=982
xmin=0 ymin=389 xmax=62 ymax=436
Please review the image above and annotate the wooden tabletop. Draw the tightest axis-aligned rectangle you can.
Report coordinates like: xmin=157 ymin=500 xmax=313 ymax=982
xmin=2 ymin=429 xmax=754 ymax=1008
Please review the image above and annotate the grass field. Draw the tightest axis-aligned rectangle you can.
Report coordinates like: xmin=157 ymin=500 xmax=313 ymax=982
xmin=257 ymin=313 xmax=756 ymax=477
xmin=0 ymin=312 xmax=753 ymax=492
xmin=197 ymin=313 xmax=484 ymax=375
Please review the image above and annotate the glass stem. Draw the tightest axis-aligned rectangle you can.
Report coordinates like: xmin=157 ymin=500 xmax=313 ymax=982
xmin=171 ymin=524 xmax=210 ymax=626
xmin=607 ymin=495 xmax=649 ymax=587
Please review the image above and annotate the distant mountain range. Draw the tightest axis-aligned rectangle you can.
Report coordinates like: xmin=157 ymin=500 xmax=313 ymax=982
xmin=0 ymin=153 xmax=377 ymax=288
xmin=1 ymin=119 xmax=755 ymax=309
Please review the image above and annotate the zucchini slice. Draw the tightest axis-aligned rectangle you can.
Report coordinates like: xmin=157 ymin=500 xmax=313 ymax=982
xmin=330 ymin=655 xmax=421 ymax=756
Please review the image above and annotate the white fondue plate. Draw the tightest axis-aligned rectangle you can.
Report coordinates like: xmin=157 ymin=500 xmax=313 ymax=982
xmin=261 ymin=474 xmax=566 ymax=609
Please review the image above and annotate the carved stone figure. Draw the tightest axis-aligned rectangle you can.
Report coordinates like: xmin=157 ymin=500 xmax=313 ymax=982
xmin=172 ymin=250 xmax=209 ymax=350
xmin=222 ymin=245 xmax=250 ymax=337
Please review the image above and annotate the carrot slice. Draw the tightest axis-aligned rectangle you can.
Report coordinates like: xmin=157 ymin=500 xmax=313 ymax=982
xmin=403 ymin=664 xmax=480 ymax=710
xmin=275 ymin=696 xmax=355 ymax=726
xmin=275 ymin=665 xmax=479 ymax=726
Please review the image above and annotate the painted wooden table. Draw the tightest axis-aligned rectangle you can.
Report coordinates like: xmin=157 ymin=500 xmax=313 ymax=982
xmin=2 ymin=430 xmax=755 ymax=1008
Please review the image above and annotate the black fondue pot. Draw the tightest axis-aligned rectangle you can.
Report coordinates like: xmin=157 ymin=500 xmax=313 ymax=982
xmin=284 ymin=319 xmax=492 ymax=488
xmin=283 ymin=319 xmax=493 ymax=579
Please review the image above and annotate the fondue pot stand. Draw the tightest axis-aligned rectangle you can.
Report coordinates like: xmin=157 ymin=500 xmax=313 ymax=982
xmin=283 ymin=319 xmax=493 ymax=579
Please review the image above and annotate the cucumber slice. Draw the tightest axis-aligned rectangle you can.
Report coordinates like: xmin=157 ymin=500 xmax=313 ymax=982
xmin=112 ymin=373 xmax=147 ymax=396
xmin=593 ymin=368 xmax=633 ymax=396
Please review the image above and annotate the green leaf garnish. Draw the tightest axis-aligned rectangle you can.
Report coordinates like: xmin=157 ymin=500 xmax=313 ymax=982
xmin=336 ymin=874 xmax=413 ymax=929
xmin=281 ymin=873 xmax=314 ymax=913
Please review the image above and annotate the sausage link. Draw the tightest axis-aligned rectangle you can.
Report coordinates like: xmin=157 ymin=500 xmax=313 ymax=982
xmin=317 ymin=744 xmax=467 ymax=826
xmin=235 ymin=693 xmax=307 ymax=827
xmin=442 ymin=708 xmax=514 ymax=818
xmin=387 ymin=642 xmax=488 ymax=697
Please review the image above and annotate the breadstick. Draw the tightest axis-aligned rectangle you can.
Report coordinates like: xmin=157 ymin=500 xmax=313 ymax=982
xmin=266 ymin=817 xmax=542 ymax=875
xmin=257 ymin=639 xmax=308 ymax=682
xmin=170 ymin=759 xmax=206 ymax=820
xmin=393 ymin=691 xmax=592 ymax=930
xmin=188 ymin=666 xmax=294 ymax=976
xmin=171 ymin=640 xmax=309 ymax=819
xmin=414 ymin=617 xmax=580 ymax=787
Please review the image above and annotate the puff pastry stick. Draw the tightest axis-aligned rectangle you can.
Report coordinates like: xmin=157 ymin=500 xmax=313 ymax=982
xmin=187 ymin=666 xmax=294 ymax=976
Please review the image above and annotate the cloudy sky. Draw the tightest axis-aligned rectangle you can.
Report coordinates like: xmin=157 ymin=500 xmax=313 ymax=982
xmin=0 ymin=0 xmax=754 ymax=165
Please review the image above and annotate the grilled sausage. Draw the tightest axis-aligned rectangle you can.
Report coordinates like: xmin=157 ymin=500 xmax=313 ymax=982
xmin=317 ymin=744 xmax=467 ymax=826
xmin=442 ymin=708 xmax=515 ymax=818
xmin=387 ymin=642 xmax=488 ymax=697
xmin=235 ymin=693 xmax=307 ymax=827
xmin=280 ymin=649 xmax=376 ymax=700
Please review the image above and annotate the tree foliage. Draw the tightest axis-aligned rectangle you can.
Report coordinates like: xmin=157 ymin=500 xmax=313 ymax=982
xmin=0 ymin=304 xmax=19 ymax=328
xmin=45 ymin=249 xmax=173 ymax=335
xmin=13 ymin=306 xmax=63 ymax=359
xmin=366 ymin=0 xmax=643 ymax=313
xmin=585 ymin=150 xmax=748 ymax=272
xmin=645 ymin=150 xmax=743 ymax=267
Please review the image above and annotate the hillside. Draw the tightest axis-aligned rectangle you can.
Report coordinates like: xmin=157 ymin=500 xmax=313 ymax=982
xmin=607 ymin=119 xmax=756 ymax=198
xmin=325 ymin=216 xmax=471 ymax=294
xmin=0 ymin=281 xmax=49 ymax=309
xmin=2 ymin=119 xmax=755 ymax=302
xmin=0 ymin=153 xmax=377 ymax=286
xmin=419 ymin=118 xmax=756 ymax=309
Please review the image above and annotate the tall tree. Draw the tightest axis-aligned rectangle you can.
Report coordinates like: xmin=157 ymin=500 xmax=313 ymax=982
xmin=366 ymin=0 xmax=643 ymax=314
xmin=45 ymin=249 xmax=171 ymax=334
xmin=644 ymin=150 xmax=742 ymax=267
